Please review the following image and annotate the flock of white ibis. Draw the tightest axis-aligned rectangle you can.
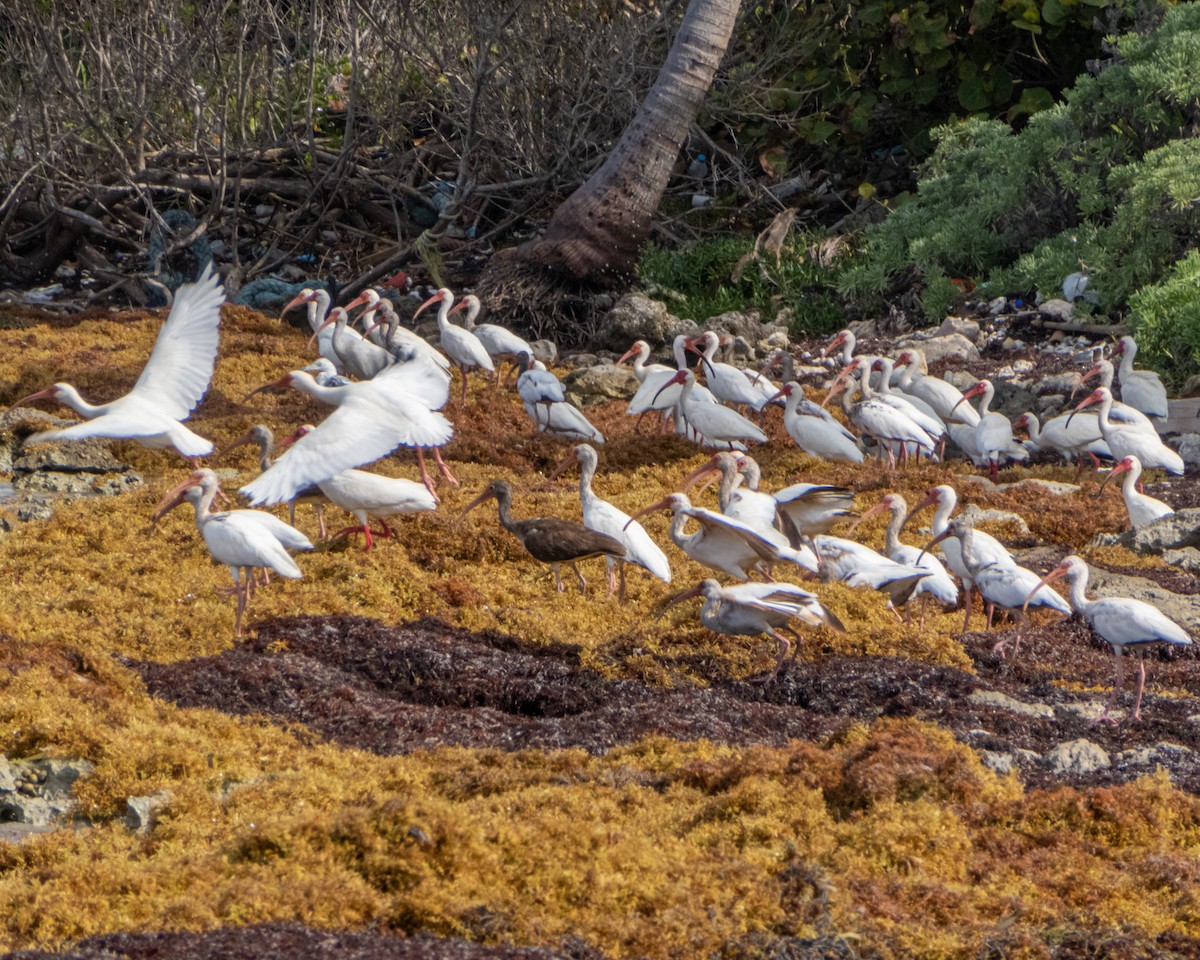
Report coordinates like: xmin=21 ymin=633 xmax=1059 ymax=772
xmin=4 ymin=268 xmax=1195 ymax=722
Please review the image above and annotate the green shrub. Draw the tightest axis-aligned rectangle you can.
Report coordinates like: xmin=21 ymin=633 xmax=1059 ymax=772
xmin=1127 ymin=249 xmax=1200 ymax=388
xmin=838 ymin=3 xmax=1200 ymax=341
xmin=638 ymin=235 xmax=852 ymax=337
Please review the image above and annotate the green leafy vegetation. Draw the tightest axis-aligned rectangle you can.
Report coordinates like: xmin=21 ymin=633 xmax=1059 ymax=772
xmin=837 ymin=3 xmax=1200 ymax=354
xmin=638 ymin=235 xmax=850 ymax=336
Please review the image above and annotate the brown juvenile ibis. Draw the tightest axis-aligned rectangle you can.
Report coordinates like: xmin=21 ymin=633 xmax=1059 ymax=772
xmin=460 ymin=479 xmax=626 ymax=593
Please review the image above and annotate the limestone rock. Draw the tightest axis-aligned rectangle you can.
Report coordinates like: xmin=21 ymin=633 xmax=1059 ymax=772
xmin=980 ymin=750 xmax=1013 ymax=775
xmin=0 ymin=755 xmax=93 ymax=828
xmin=847 ymin=318 xmax=878 ymax=339
xmin=944 ymin=370 xmax=978 ymax=392
xmin=1038 ymin=371 xmax=1083 ymax=396
xmin=968 ymin=689 xmax=1054 ymax=719
xmin=529 ymin=339 xmax=557 ymax=364
xmin=937 ymin=316 xmax=981 ymax=344
xmin=125 ymin=790 xmax=173 ymax=833
xmin=1177 ymin=433 xmax=1200 ymax=466
xmin=989 ymin=380 xmax=1038 ymax=421
xmin=1036 ymin=394 xmax=1068 ymax=418
xmin=987 ymin=296 xmax=1008 ymax=316
xmin=562 ymin=363 xmax=639 ymax=407
xmin=1179 ymin=374 xmax=1200 ymax=399
xmin=1162 ymin=548 xmax=1200 ymax=573
xmin=896 ymin=332 xmax=980 ymax=364
xmin=960 ymin=504 xmax=1030 ymax=535
xmin=598 ymin=294 xmax=696 ymax=350
xmin=1038 ymin=299 xmax=1075 ymax=322
xmin=997 ymin=478 xmax=1080 ymax=497
xmin=1044 ymin=739 xmax=1110 ymax=776
xmin=1118 ymin=508 xmax=1200 ymax=555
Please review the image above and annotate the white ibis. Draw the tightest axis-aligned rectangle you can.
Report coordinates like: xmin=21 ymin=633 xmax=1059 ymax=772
xmin=902 ymin=484 xmax=1017 ymax=632
xmin=1112 ymin=336 xmax=1169 ymax=419
xmin=240 ymin=357 xmax=454 ymax=506
xmin=894 ymin=348 xmax=980 ymax=425
xmin=1013 ymin=411 xmax=1110 ymax=479
xmin=1077 ymin=359 xmax=1156 ymax=431
xmin=310 ymin=306 xmax=394 ymax=381
xmin=460 ymin=479 xmax=626 ymax=593
xmin=951 ymin=379 xmax=1021 ymax=481
xmin=822 ymin=329 xmax=857 ymax=366
xmin=354 ymin=292 xmax=453 ymax=375
xmin=869 ymin=357 xmax=947 ymax=448
xmin=773 ymin=482 xmax=857 ymax=547
xmin=626 ymin=492 xmax=779 ymax=581
xmin=1024 ymin=555 xmax=1192 ymax=722
xmin=450 ymin=294 xmax=534 ymax=383
xmin=921 ymin=519 xmax=1069 ymax=657
xmin=850 ymin=493 xmax=957 ymax=625
xmin=516 ymin=351 xmax=566 ymax=429
xmin=415 ymin=287 xmax=494 ymax=403
xmin=652 ymin=370 xmax=767 ymax=447
xmin=824 ymin=362 xmax=936 ymax=463
xmin=302 ymin=358 xmax=352 ymax=388
xmin=152 ymin=469 xmax=312 ymax=636
xmin=617 ymin=339 xmax=674 ymax=432
xmin=771 ymin=381 xmax=864 ymax=462
xmin=626 ymin=335 xmax=718 ymax=434
xmin=216 ymin=424 xmax=329 ymax=537
xmin=8 ymin=265 xmax=223 ymax=460
xmin=739 ymin=349 xmax=789 ymax=414
xmin=689 ymin=331 xmax=764 ymax=410
xmin=682 ymin=453 xmax=819 ymax=574
xmin=281 ymin=287 xmax=342 ymax=373
xmin=1097 ymin=455 xmax=1174 ymax=530
xmin=1070 ymin=387 xmax=1183 ymax=476
xmin=274 ymin=424 xmax=437 ymax=551
xmin=663 ymin=579 xmax=844 ymax=681
xmin=548 ymin=443 xmax=670 ymax=599
xmin=811 ymin=535 xmax=930 ymax=614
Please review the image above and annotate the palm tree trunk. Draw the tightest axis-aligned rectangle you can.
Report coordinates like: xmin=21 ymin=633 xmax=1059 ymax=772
xmin=517 ymin=0 xmax=741 ymax=284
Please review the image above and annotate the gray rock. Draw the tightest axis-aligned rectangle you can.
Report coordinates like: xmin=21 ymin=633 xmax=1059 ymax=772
xmin=1002 ymin=337 xmax=1020 ymax=351
xmin=729 ymin=335 xmax=755 ymax=362
xmin=847 ymin=318 xmax=878 ymax=340
xmin=1177 ymin=433 xmax=1200 ymax=466
xmin=16 ymin=502 xmax=52 ymax=522
xmin=996 ymin=478 xmax=1080 ymax=497
xmin=1044 ymin=739 xmax=1110 ymax=776
xmin=1039 ymin=299 xmax=1075 ymax=322
xmin=989 ymin=379 xmax=1038 ymax=420
xmin=943 ymin=369 xmax=979 ymax=392
xmin=1179 ymin=374 xmax=1200 ymax=399
xmin=1036 ymin=394 xmax=1069 ymax=418
xmin=529 ymin=340 xmax=557 ymax=364
xmin=35 ymin=758 xmax=94 ymax=796
xmin=1118 ymin=743 xmax=1191 ymax=768
xmin=1118 ymin=508 xmax=1200 ymax=555
xmin=987 ymin=296 xmax=1009 ymax=316
xmin=562 ymin=363 xmax=639 ymax=407
xmin=0 ymin=795 xmax=56 ymax=826
xmin=125 ymin=790 xmax=172 ymax=833
xmin=15 ymin=470 xmax=143 ymax=497
xmin=960 ymin=504 xmax=1031 ymax=535
xmin=968 ymin=689 xmax=1054 ymax=719
xmin=0 ymin=757 xmax=15 ymax=793
xmin=759 ymin=331 xmax=790 ymax=355
xmin=937 ymin=316 xmax=981 ymax=344
xmin=980 ymin=751 xmax=1014 ymax=775
xmin=896 ymin=332 xmax=980 ymax=364
xmin=1038 ymin=372 xmax=1083 ymax=396
xmin=599 ymin=293 xmax=696 ymax=350
xmin=1162 ymin=548 xmax=1200 ymax=573
xmin=1012 ymin=359 xmax=1036 ymax=376
xmin=570 ymin=353 xmax=599 ymax=369
xmin=7 ymin=414 xmax=130 ymax=475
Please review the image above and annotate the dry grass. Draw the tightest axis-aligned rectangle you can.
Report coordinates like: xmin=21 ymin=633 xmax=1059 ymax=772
xmin=0 ymin=302 xmax=1198 ymax=957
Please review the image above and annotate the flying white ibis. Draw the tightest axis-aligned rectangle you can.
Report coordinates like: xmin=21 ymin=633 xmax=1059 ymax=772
xmin=894 ymin=349 xmax=980 ymax=425
xmin=662 ymin=579 xmax=844 ymax=681
xmin=1112 ymin=336 xmax=1169 ymax=419
xmin=548 ymin=443 xmax=670 ymax=599
xmin=240 ymin=357 xmax=453 ymax=506
xmin=273 ymin=424 xmax=437 ymax=551
xmin=310 ymin=306 xmax=394 ymax=380
xmin=850 ymin=493 xmax=957 ymax=625
xmin=770 ymin=381 xmax=864 ymax=462
xmin=460 ymin=479 xmax=626 ymax=593
xmin=1069 ymin=387 xmax=1183 ymax=476
xmin=1097 ymin=455 xmax=1175 ymax=530
xmin=1024 ymin=555 xmax=1192 ymax=722
xmin=824 ymin=361 xmax=936 ymax=463
xmin=152 ymin=468 xmax=312 ymax=636
xmin=7 ymin=265 xmax=224 ymax=460
xmin=682 ymin=453 xmax=819 ymax=574
xmin=415 ymin=287 xmax=494 ymax=403
xmin=1013 ymin=411 xmax=1110 ymax=479
xmin=652 ymin=370 xmax=767 ymax=447
xmin=951 ymin=379 xmax=1020 ymax=481
xmin=920 ymin=519 xmax=1069 ymax=657
xmin=216 ymin=424 xmax=329 ymax=537
xmin=626 ymin=492 xmax=779 ymax=581
xmin=902 ymin=484 xmax=1017 ymax=632
xmin=281 ymin=287 xmax=342 ymax=373
xmin=450 ymin=294 xmax=534 ymax=383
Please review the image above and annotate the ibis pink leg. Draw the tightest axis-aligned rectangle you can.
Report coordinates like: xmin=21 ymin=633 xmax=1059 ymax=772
xmin=1131 ymin=654 xmax=1148 ymax=721
xmin=414 ymin=448 xmax=440 ymax=501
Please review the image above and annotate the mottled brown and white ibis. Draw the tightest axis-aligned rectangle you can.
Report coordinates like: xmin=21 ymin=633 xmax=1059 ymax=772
xmin=152 ymin=469 xmax=311 ymax=636
xmin=1024 ymin=555 xmax=1191 ymax=722
xmin=7 ymin=265 xmax=223 ymax=459
xmin=663 ymin=579 xmax=844 ymax=681
xmin=460 ymin=479 xmax=626 ymax=593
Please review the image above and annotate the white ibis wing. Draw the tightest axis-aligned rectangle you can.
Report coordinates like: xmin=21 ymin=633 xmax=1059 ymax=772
xmin=370 ymin=355 xmax=453 ymax=411
xmin=240 ymin=396 xmax=451 ymax=506
xmin=130 ymin=263 xmax=225 ymax=420
xmin=684 ymin=506 xmax=780 ymax=561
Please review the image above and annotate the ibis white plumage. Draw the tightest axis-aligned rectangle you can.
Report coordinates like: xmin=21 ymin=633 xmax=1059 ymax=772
xmin=415 ymin=287 xmax=494 ymax=403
